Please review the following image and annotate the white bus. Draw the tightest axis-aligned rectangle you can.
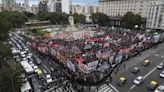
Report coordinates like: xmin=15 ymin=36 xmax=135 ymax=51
xmin=20 ymin=61 xmax=34 ymax=74
xmin=20 ymin=78 xmax=32 ymax=92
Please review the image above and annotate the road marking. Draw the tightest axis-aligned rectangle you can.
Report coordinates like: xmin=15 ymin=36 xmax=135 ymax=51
xmin=130 ymin=85 xmax=135 ymax=90
xmin=161 ymin=56 xmax=164 ymax=58
xmin=108 ymin=83 xmax=119 ymax=92
xmin=42 ymin=63 xmax=51 ymax=73
xmin=143 ymin=67 xmax=157 ymax=79
xmin=130 ymin=66 xmax=157 ymax=90
xmin=154 ymin=54 xmax=159 ymax=56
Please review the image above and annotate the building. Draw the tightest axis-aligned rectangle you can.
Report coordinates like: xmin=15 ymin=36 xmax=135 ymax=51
xmin=99 ymin=0 xmax=150 ymax=18
xmin=72 ymin=4 xmax=98 ymax=15
xmin=39 ymin=1 xmax=48 ymax=13
xmin=24 ymin=0 xmax=29 ymax=7
xmin=72 ymin=5 xmax=84 ymax=14
xmin=48 ymin=0 xmax=70 ymax=14
xmin=146 ymin=0 xmax=164 ymax=30
xmin=2 ymin=0 xmax=16 ymax=11
xmin=62 ymin=0 xmax=70 ymax=14
xmin=30 ymin=5 xmax=39 ymax=15
xmin=0 ymin=4 xmax=3 ymax=12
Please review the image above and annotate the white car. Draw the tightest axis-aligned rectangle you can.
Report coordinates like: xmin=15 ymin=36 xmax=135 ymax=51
xmin=160 ymin=71 xmax=164 ymax=78
xmin=157 ymin=62 xmax=164 ymax=69
xmin=33 ymin=66 xmax=39 ymax=72
xmin=133 ymin=76 xmax=143 ymax=85
xmin=21 ymin=54 xmax=26 ymax=58
xmin=29 ymin=61 xmax=35 ymax=67
xmin=46 ymin=74 xmax=53 ymax=83
xmin=155 ymin=85 xmax=164 ymax=92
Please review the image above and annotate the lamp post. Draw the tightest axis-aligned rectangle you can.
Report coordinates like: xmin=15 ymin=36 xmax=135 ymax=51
xmin=11 ymin=68 xmax=24 ymax=92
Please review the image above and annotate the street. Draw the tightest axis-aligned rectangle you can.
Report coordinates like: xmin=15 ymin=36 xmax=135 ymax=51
xmin=109 ymin=44 xmax=164 ymax=92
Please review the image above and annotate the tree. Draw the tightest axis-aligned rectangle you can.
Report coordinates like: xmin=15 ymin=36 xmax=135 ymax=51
xmin=90 ymin=13 xmax=109 ymax=26
xmin=38 ymin=12 xmax=49 ymax=21
xmin=8 ymin=12 xmax=28 ymax=28
xmin=121 ymin=12 xmax=143 ymax=29
xmin=72 ymin=13 xmax=86 ymax=24
xmin=0 ymin=16 xmax=10 ymax=41
xmin=0 ymin=66 xmax=25 ymax=92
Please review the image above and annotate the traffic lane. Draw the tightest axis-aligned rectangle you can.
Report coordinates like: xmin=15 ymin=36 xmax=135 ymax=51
xmin=111 ymin=55 xmax=163 ymax=92
xmin=131 ymin=68 xmax=164 ymax=92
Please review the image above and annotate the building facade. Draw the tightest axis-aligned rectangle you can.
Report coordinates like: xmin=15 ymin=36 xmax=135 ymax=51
xmin=72 ymin=4 xmax=98 ymax=15
xmin=99 ymin=0 xmax=150 ymax=18
xmin=39 ymin=1 xmax=48 ymax=13
xmin=48 ymin=0 xmax=70 ymax=14
xmin=146 ymin=0 xmax=164 ymax=30
xmin=0 ymin=4 xmax=2 ymax=12
xmin=24 ymin=0 xmax=29 ymax=7
xmin=2 ymin=0 xmax=16 ymax=11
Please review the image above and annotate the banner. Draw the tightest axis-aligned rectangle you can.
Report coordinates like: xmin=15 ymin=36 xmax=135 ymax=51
xmin=67 ymin=60 xmax=75 ymax=72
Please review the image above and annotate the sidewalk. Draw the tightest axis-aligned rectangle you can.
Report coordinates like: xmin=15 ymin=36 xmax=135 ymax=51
xmin=111 ymin=42 xmax=164 ymax=76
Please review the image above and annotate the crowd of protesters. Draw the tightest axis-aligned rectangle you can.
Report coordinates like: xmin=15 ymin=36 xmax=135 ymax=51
xmin=22 ymin=27 xmax=164 ymax=85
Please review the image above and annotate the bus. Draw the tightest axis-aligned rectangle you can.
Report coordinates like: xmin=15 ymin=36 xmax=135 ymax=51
xmin=20 ymin=61 xmax=34 ymax=75
xmin=20 ymin=78 xmax=32 ymax=92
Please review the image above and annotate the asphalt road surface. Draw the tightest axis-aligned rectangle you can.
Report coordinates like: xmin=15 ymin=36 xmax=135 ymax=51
xmin=110 ymin=45 xmax=164 ymax=92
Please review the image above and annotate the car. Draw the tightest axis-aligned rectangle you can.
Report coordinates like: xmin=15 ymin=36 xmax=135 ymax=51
xmin=157 ymin=62 xmax=164 ymax=69
xmin=116 ymin=76 xmax=127 ymax=86
xmin=45 ymin=74 xmax=53 ymax=83
xmin=147 ymin=80 xmax=158 ymax=90
xmin=21 ymin=54 xmax=26 ymax=58
xmin=35 ymin=58 xmax=42 ymax=65
xmin=33 ymin=66 xmax=39 ymax=72
xmin=29 ymin=61 xmax=35 ymax=67
xmin=155 ymin=85 xmax=164 ymax=92
xmin=131 ymin=67 xmax=140 ymax=74
xmin=22 ymin=57 xmax=28 ymax=61
xmin=133 ymin=76 xmax=143 ymax=85
xmin=142 ymin=60 xmax=150 ymax=66
xmin=160 ymin=71 xmax=164 ymax=78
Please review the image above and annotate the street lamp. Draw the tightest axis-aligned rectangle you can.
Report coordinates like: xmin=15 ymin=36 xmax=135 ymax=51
xmin=11 ymin=68 xmax=24 ymax=92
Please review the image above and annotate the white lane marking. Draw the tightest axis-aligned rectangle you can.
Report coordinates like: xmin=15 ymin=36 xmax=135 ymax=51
xmin=143 ymin=67 xmax=157 ymax=79
xmin=154 ymin=54 xmax=159 ymax=56
xmin=130 ymin=85 xmax=136 ymax=90
xmin=130 ymin=66 xmax=157 ymax=90
xmin=108 ymin=83 xmax=119 ymax=92
xmin=42 ymin=63 xmax=51 ymax=73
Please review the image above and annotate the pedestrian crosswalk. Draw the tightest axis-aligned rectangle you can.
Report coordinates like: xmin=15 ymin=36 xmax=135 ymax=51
xmin=52 ymin=86 xmax=75 ymax=92
xmin=98 ymin=84 xmax=116 ymax=92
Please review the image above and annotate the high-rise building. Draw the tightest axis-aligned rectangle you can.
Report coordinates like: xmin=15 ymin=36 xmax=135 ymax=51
xmin=39 ymin=1 xmax=48 ymax=13
xmin=2 ymin=0 xmax=16 ymax=11
xmin=146 ymin=0 xmax=164 ymax=30
xmin=0 ymin=4 xmax=3 ymax=12
xmin=99 ymin=0 xmax=150 ymax=18
xmin=48 ymin=0 xmax=70 ymax=14
xmin=72 ymin=4 xmax=98 ymax=15
xmin=24 ymin=0 xmax=29 ymax=7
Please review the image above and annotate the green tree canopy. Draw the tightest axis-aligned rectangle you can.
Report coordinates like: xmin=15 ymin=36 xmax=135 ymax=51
xmin=72 ymin=13 xmax=86 ymax=24
xmin=0 ymin=66 xmax=25 ymax=92
xmin=121 ymin=12 xmax=143 ymax=29
xmin=90 ymin=13 xmax=109 ymax=26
